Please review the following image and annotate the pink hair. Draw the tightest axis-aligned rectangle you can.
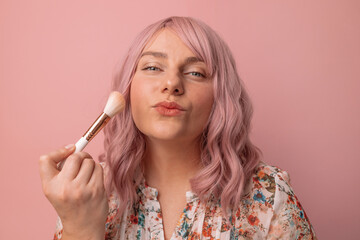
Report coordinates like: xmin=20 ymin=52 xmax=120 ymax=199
xmin=98 ymin=16 xmax=262 ymax=220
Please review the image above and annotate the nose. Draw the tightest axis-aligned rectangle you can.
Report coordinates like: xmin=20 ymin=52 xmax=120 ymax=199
xmin=161 ymin=73 xmax=184 ymax=96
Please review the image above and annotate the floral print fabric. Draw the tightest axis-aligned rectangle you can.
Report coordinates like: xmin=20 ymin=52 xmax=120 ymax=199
xmin=54 ymin=161 xmax=317 ymax=239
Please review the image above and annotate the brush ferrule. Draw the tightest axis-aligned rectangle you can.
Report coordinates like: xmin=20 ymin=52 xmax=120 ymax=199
xmin=83 ymin=112 xmax=110 ymax=142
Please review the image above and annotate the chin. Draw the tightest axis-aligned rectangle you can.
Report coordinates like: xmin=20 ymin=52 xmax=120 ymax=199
xmin=148 ymin=130 xmax=184 ymax=141
xmin=141 ymin=123 xmax=187 ymax=141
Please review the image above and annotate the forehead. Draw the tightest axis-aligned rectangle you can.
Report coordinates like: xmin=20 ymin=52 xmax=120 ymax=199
xmin=142 ymin=28 xmax=196 ymax=57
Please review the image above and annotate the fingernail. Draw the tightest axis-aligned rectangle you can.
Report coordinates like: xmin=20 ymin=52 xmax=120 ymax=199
xmin=65 ymin=144 xmax=75 ymax=149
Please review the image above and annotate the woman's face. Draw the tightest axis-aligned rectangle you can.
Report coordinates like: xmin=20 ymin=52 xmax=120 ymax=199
xmin=130 ymin=28 xmax=214 ymax=143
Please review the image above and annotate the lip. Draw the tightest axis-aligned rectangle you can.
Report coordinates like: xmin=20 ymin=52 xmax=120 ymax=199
xmin=154 ymin=101 xmax=185 ymax=116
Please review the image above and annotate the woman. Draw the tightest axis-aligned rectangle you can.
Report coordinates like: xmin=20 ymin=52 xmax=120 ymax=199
xmin=39 ymin=16 xmax=317 ymax=239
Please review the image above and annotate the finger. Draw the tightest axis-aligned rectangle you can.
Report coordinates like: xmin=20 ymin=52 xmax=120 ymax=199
xmin=75 ymin=158 xmax=95 ymax=184
xmin=61 ymin=152 xmax=93 ymax=180
xmin=89 ymin=162 xmax=104 ymax=189
xmin=38 ymin=144 xmax=76 ymax=183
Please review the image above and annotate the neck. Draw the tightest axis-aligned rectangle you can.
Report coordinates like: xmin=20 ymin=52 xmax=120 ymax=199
xmin=142 ymin=137 xmax=202 ymax=191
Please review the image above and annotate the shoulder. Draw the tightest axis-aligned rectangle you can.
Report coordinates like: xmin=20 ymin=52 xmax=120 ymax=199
xmin=253 ymin=160 xmax=291 ymax=183
xmin=235 ymin=161 xmax=317 ymax=239
xmin=242 ymin=160 xmax=291 ymax=201
xmin=238 ymin=161 xmax=292 ymax=219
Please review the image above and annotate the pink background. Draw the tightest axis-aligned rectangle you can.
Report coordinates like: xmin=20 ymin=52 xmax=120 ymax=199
xmin=1 ymin=0 xmax=359 ymax=239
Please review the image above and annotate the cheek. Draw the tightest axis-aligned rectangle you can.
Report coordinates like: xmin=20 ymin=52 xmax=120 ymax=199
xmin=191 ymin=88 xmax=214 ymax=123
xmin=129 ymin=77 xmax=156 ymax=133
xmin=129 ymin=78 xmax=145 ymax=123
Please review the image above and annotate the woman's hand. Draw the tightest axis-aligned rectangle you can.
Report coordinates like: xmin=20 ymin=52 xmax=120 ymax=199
xmin=38 ymin=144 xmax=109 ymax=239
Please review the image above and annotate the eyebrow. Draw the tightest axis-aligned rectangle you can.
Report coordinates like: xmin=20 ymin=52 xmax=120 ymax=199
xmin=140 ymin=51 xmax=204 ymax=64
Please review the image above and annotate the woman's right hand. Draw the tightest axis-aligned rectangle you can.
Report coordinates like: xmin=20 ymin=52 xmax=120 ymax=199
xmin=38 ymin=144 xmax=109 ymax=239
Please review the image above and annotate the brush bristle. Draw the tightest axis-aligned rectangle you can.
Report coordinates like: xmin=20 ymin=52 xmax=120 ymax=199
xmin=103 ymin=91 xmax=125 ymax=118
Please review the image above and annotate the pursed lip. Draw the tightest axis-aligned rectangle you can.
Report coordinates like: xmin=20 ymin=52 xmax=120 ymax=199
xmin=153 ymin=101 xmax=185 ymax=116
xmin=154 ymin=101 xmax=185 ymax=111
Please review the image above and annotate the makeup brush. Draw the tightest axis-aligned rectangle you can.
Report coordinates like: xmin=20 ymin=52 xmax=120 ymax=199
xmin=57 ymin=91 xmax=125 ymax=171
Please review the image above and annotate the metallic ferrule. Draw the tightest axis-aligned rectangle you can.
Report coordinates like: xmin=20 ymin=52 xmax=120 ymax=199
xmin=83 ymin=112 xmax=110 ymax=142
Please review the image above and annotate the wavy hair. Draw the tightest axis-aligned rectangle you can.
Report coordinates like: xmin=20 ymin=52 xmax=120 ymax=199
xmin=98 ymin=16 xmax=262 ymax=220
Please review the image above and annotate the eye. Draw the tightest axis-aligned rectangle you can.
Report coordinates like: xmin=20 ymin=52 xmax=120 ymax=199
xmin=142 ymin=66 xmax=161 ymax=71
xmin=188 ymin=72 xmax=206 ymax=78
xmin=142 ymin=65 xmax=206 ymax=78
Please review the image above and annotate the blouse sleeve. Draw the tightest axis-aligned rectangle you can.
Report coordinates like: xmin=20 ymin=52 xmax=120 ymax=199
xmin=53 ymin=216 xmax=63 ymax=240
xmin=266 ymin=170 xmax=317 ymax=240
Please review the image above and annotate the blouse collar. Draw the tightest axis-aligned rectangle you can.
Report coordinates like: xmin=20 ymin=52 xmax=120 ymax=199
xmin=136 ymin=179 xmax=199 ymax=203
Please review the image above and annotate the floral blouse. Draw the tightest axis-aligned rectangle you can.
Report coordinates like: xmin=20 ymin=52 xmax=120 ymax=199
xmin=54 ymin=161 xmax=317 ymax=239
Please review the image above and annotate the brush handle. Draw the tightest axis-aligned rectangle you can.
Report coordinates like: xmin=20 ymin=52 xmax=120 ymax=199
xmin=56 ymin=112 xmax=111 ymax=171
xmin=57 ymin=137 xmax=89 ymax=171
xmin=74 ymin=136 xmax=88 ymax=153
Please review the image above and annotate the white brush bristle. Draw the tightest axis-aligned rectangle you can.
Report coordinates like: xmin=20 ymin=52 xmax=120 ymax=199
xmin=103 ymin=91 xmax=125 ymax=118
